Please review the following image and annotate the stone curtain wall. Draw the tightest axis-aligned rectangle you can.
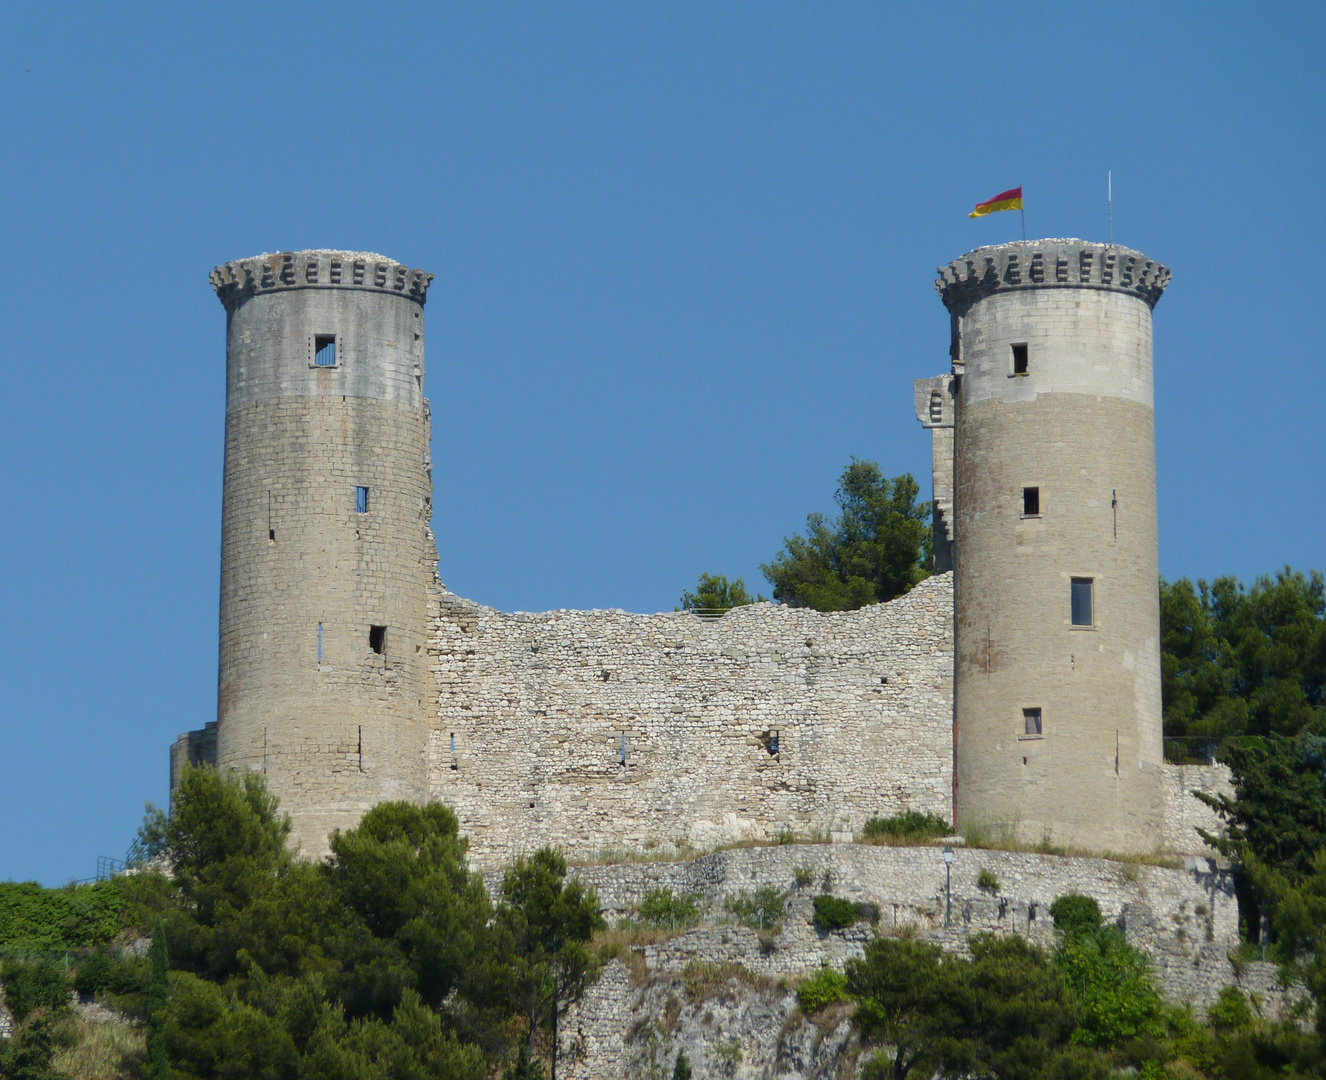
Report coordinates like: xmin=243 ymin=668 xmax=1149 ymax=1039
xmin=429 ymin=574 xmax=955 ymax=864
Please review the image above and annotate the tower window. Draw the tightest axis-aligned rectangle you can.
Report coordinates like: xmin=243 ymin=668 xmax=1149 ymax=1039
xmin=355 ymin=486 xmax=369 ymax=514
xmin=314 ymin=335 xmax=337 ymax=366
xmin=1011 ymin=343 xmax=1029 ymax=375
xmin=1023 ymin=708 xmax=1042 ymax=736
xmin=1022 ymin=486 xmax=1040 ymax=516
xmin=369 ymin=625 xmax=386 ymax=654
xmin=1071 ymin=578 xmax=1094 ymax=627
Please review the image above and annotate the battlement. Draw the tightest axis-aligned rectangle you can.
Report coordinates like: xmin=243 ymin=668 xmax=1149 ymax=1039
xmin=935 ymin=239 xmax=1170 ymax=312
xmin=210 ymin=249 xmax=433 ymax=310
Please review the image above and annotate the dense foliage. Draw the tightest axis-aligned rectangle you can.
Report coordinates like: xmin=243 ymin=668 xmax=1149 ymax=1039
xmin=760 ymin=459 xmax=931 ymax=611
xmin=811 ymin=895 xmax=859 ymax=932
xmin=721 ymin=887 xmax=786 ymax=932
xmin=677 ymin=573 xmax=764 ymax=612
xmin=0 ymin=766 xmax=603 ymax=1080
xmin=635 ymin=887 xmax=699 ymax=931
xmin=1160 ymin=568 xmax=1325 ymax=751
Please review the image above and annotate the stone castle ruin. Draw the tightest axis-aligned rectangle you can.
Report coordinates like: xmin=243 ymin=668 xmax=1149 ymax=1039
xmin=175 ymin=241 xmax=1223 ymax=866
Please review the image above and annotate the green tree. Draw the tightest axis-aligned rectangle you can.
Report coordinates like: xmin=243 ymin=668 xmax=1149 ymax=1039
xmin=761 ymin=460 xmax=931 ymax=611
xmin=1160 ymin=569 xmax=1325 ymax=747
xmin=678 ymin=573 xmax=764 ymax=612
xmin=846 ymin=934 xmax=1108 ymax=1080
xmin=496 ymin=849 xmax=604 ymax=1079
xmin=1048 ymin=894 xmax=1164 ymax=1047
xmin=323 ymin=802 xmax=495 ymax=1021
xmin=671 ymin=1047 xmax=692 ymax=1079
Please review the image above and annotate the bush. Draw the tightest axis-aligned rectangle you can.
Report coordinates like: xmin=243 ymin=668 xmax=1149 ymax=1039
xmin=976 ymin=869 xmax=1000 ymax=893
xmin=1206 ymin=986 xmax=1254 ymax=1033
xmin=793 ymin=866 xmax=813 ymax=888
xmin=855 ymin=901 xmax=880 ymax=926
xmin=860 ymin=811 xmax=951 ymax=842
xmin=0 ymin=957 xmax=71 ymax=1023
xmin=636 ymin=888 xmax=700 ymax=931
xmin=812 ymin=895 xmax=858 ymax=931
xmin=723 ymin=888 xmax=786 ymax=932
xmin=0 ymin=880 xmax=126 ymax=953
xmin=1049 ymin=893 xmax=1103 ymax=936
xmin=796 ymin=965 xmax=849 ymax=1012
xmin=672 ymin=1048 xmax=692 ymax=1080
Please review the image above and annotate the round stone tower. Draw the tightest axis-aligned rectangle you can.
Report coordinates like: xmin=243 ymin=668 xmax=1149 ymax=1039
xmin=936 ymin=240 xmax=1171 ymax=853
xmin=210 ymin=250 xmax=436 ymax=857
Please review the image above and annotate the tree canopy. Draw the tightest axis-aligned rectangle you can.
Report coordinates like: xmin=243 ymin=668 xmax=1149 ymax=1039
xmin=1160 ymin=568 xmax=1325 ymax=749
xmin=760 ymin=459 xmax=932 ymax=611
xmin=678 ymin=573 xmax=764 ymax=612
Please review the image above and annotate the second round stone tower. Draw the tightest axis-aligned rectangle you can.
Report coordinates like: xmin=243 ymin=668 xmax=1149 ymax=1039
xmin=932 ymin=240 xmax=1171 ymax=853
xmin=210 ymin=251 xmax=436 ymax=857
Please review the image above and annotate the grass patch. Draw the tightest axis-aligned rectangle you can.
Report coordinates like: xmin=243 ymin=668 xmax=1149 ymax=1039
xmin=52 ymin=1015 xmax=146 ymax=1080
xmin=859 ymin=811 xmax=952 ymax=844
xmin=958 ymin=828 xmax=1183 ymax=868
xmin=680 ymin=960 xmax=773 ymax=1001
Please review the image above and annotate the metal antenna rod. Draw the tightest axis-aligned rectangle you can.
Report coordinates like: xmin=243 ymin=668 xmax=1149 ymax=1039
xmin=1108 ymin=171 xmax=1113 ymax=244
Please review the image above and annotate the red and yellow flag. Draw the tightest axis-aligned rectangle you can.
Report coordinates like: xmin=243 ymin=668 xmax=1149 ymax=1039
xmin=969 ymin=187 xmax=1023 ymax=218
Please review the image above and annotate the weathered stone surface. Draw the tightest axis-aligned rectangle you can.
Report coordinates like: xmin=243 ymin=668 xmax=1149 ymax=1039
xmin=430 ymin=575 xmax=955 ymax=865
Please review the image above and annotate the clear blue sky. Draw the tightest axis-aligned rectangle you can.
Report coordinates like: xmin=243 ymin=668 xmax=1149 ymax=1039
xmin=1 ymin=4 xmax=1321 ymax=886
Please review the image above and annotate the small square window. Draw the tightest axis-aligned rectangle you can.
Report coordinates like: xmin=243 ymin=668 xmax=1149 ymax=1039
xmin=1023 ymin=486 xmax=1040 ymax=516
xmin=1011 ymin=343 xmax=1029 ymax=375
xmin=314 ymin=335 xmax=337 ymax=366
xmin=1023 ymin=708 xmax=1042 ymax=736
xmin=1071 ymin=578 xmax=1094 ymax=627
xmin=369 ymin=625 xmax=386 ymax=654
xmin=355 ymin=486 xmax=369 ymax=514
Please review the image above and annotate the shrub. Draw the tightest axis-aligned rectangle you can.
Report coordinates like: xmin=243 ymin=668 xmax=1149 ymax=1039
xmin=855 ymin=901 xmax=880 ymax=926
xmin=812 ymin=895 xmax=858 ymax=931
xmin=793 ymin=866 xmax=813 ymax=888
xmin=976 ymin=869 xmax=1000 ymax=893
xmin=672 ymin=1048 xmax=692 ymax=1079
xmin=0 ymin=957 xmax=71 ymax=1023
xmin=775 ymin=828 xmax=796 ymax=845
xmin=1049 ymin=893 xmax=1103 ymax=936
xmin=1206 ymin=986 xmax=1254 ymax=1033
xmin=723 ymin=888 xmax=785 ymax=932
xmin=796 ymin=965 xmax=849 ymax=1012
xmin=860 ymin=811 xmax=951 ymax=842
xmin=0 ymin=879 xmax=126 ymax=953
xmin=637 ymin=888 xmax=700 ymax=931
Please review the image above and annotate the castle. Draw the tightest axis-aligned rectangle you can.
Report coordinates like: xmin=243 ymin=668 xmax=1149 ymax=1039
xmin=174 ymin=240 xmax=1218 ymax=864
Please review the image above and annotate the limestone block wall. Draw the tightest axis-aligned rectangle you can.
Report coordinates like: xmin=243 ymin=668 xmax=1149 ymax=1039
xmin=938 ymin=240 xmax=1171 ymax=854
xmin=429 ymin=574 xmax=955 ymax=864
xmin=212 ymin=251 xmax=437 ymax=858
xmin=1163 ymin=763 xmax=1234 ymax=854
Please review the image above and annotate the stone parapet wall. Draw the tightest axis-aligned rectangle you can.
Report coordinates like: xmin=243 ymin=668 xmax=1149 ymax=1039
xmin=430 ymin=575 xmax=955 ymax=865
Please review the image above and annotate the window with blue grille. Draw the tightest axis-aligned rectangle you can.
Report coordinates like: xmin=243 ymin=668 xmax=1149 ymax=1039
xmin=314 ymin=335 xmax=337 ymax=366
xmin=355 ymin=486 xmax=369 ymax=514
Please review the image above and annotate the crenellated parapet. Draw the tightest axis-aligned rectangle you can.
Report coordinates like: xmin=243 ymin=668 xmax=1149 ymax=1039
xmin=210 ymin=249 xmax=433 ymax=310
xmin=935 ymin=239 xmax=1170 ymax=312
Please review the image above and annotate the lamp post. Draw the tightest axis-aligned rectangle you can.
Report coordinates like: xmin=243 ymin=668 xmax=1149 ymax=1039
xmin=943 ymin=845 xmax=954 ymax=927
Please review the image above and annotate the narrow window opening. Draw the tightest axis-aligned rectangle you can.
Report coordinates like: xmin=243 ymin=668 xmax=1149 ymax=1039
xmin=1071 ymin=578 xmax=1094 ymax=627
xmin=369 ymin=625 xmax=386 ymax=654
xmin=619 ymin=732 xmax=627 ymax=767
xmin=314 ymin=335 xmax=337 ymax=366
xmin=269 ymin=528 xmax=276 ymax=541
xmin=450 ymin=733 xmax=458 ymax=770
xmin=1023 ymin=708 xmax=1042 ymax=736
xmin=357 ymin=725 xmax=363 ymax=772
xmin=355 ymin=486 xmax=369 ymax=514
xmin=1011 ymin=343 xmax=1029 ymax=375
xmin=1022 ymin=486 xmax=1040 ymax=516
xmin=768 ymin=731 xmax=780 ymax=756
xmin=317 ymin=623 xmax=323 ymax=664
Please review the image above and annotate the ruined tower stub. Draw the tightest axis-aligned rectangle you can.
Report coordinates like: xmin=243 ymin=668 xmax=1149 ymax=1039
xmin=926 ymin=240 xmax=1171 ymax=853
xmin=211 ymin=251 xmax=436 ymax=857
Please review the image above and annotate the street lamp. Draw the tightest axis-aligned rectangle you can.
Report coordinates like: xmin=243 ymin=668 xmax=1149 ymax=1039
xmin=943 ymin=845 xmax=954 ymax=927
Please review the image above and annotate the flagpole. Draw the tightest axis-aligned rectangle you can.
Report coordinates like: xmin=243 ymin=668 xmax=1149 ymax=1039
xmin=1021 ymin=205 xmax=1026 ymax=242
xmin=1108 ymin=171 xmax=1113 ymax=244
